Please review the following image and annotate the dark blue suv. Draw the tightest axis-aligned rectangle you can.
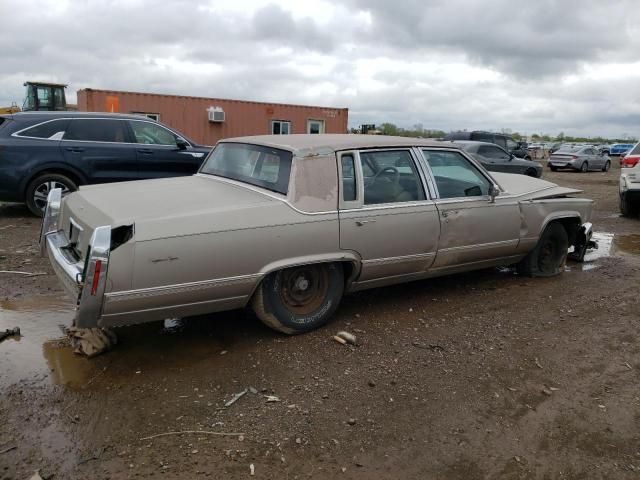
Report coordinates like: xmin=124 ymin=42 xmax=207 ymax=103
xmin=0 ymin=112 xmax=211 ymax=215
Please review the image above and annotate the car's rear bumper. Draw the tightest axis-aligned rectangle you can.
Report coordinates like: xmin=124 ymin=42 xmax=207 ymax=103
xmin=40 ymin=188 xmax=111 ymax=328
xmin=549 ymin=161 xmax=576 ymax=168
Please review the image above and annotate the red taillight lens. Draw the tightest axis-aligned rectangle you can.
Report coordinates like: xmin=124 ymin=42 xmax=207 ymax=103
xmin=90 ymin=260 xmax=102 ymax=295
xmin=572 ymin=155 xmax=578 ymax=160
xmin=622 ymin=156 xmax=640 ymax=168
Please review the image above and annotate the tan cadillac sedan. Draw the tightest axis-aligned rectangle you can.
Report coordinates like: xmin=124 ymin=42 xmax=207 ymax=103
xmin=41 ymin=135 xmax=594 ymax=334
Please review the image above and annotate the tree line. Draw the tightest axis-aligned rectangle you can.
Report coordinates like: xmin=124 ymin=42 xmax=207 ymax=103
xmin=351 ymin=123 xmax=637 ymax=144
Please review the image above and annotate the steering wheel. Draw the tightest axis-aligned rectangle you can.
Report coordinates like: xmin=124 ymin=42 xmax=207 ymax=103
xmin=373 ymin=166 xmax=400 ymax=184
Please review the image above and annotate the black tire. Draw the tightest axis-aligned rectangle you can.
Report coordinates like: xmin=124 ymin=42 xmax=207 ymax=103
xmin=602 ymin=160 xmax=611 ymax=172
xmin=524 ymin=168 xmax=538 ymax=177
xmin=549 ymin=165 xmax=558 ymax=171
xmin=517 ymin=223 xmax=569 ymax=277
xmin=25 ymin=173 xmax=78 ymax=217
xmin=579 ymin=162 xmax=588 ymax=173
xmin=524 ymin=155 xmax=532 ymax=161
xmin=251 ymin=263 xmax=344 ymax=334
xmin=620 ymin=193 xmax=639 ymax=217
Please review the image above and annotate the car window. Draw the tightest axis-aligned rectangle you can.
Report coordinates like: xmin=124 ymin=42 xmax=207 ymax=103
xmin=341 ymin=154 xmax=357 ymax=201
xmin=130 ymin=121 xmax=179 ymax=145
xmin=422 ymin=150 xmax=490 ymax=199
xmin=63 ymin=119 xmax=129 ymax=143
xmin=473 ymin=132 xmax=493 ymax=143
xmin=494 ymin=136 xmax=506 ymax=148
xmin=359 ymin=150 xmax=425 ymax=205
xmin=15 ymin=119 xmax=69 ymax=139
xmin=200 ymin=142 xmax=292 ymax=194
xmin=477 ymin=145 xmax=510 ymax=160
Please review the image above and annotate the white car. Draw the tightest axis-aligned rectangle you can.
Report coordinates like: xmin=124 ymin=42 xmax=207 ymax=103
xmin=620 ymin=159 xmax=640 ymax=216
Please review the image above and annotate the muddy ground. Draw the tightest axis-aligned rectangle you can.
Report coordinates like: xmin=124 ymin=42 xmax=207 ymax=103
xmin=1 ymin=162 xmax=639 ymax=479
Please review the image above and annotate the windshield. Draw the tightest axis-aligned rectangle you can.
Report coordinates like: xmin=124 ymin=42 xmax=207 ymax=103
xmin=200 ymin=143 xmax=293 ymax=195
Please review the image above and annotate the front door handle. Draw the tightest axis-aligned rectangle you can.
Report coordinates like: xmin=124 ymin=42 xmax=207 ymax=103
xmin=65 ymin=147 xmax=85 ymax=153
xmin=356 ymin=220 xmax=376 ymax=226
xmin=137 ymin=148 xmax=153 ymax=154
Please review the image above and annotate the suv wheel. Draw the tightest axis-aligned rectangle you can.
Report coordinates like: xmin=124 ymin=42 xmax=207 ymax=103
xmin=25 ymin=173 xmax=77 ymax=217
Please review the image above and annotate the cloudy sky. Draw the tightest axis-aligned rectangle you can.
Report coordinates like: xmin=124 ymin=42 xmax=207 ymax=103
xmin=1 ymin=0 xmax=639 ymax=137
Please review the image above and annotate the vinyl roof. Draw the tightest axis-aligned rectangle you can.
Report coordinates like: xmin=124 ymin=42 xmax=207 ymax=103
xmin=220 ymin=134 xmax=456 ymax=155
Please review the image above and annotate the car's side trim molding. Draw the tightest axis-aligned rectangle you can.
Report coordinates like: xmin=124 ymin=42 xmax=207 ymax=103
xmin=105 ymin=273 xmax=263 ymax=303
xmin=437 ymin=239 xmax=519 ymax=253
xmin=361 ymin=252 xmax=435 ymax=267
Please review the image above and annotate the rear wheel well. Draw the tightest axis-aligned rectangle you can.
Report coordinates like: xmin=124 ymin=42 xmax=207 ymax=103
xmin=24 ymin=168 xmax=84 ymax=197
xmin=341 ymin=260 xmax=359 ymax=288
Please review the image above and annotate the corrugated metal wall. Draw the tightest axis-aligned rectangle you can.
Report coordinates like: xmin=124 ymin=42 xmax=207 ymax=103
xmin=77 ymin=89 xmax=348 ymax=146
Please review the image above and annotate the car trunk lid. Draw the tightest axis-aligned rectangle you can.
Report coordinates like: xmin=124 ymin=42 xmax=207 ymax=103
xmin=64 ymin=175 xmax=279 ymax=242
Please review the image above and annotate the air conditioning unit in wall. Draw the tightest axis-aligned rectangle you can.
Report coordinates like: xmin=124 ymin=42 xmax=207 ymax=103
xmin=207 ymin=106 xmax=225 ymax=123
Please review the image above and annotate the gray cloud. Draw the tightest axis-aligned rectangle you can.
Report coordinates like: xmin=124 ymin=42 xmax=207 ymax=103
xmin=0 ymin=0 xmax=638 ymax=137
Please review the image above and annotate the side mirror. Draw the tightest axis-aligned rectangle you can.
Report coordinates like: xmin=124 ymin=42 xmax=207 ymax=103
xmin=176 ymin=137 xmax=189 ymax=150
xmin=489 ymin=184 xmax=500 ymax=203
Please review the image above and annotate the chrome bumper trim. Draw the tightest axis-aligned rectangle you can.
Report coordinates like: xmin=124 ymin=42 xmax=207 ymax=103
xmin=40 ymin=188 xmax=62 ymax=257
xmin=46 ymin=231 xmax=84 ymax=300
xmin=45 ymin=226 xmax=112 ymax=328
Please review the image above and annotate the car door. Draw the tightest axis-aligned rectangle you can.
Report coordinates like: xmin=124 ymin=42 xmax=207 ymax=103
xmin=129 ymin=119 xmax=205 ymax=179
xmin=586 ymin=147 xmax=602 ymax=169
xmin=476 ymin=145 xmax=514 ymax=173
xmin=338 ymin=149 xmax=440 ymax=284
xmin=419 ymin=148 xmax=521 ymax=268
xmin=60 ymin=118 xmax=138 ymax=184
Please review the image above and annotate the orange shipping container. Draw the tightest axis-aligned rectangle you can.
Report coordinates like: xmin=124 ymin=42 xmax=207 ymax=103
xmin=77 ymin=88 xmax=348 ymax=146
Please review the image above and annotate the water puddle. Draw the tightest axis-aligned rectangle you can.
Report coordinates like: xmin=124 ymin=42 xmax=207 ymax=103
xmin=614 ymin=234 xmax=640 ymax=256
xmin=0 ymin=295 xmax=95 ymax=388
xmin=576 ymin=232 xmax=640 ymax=271
xmin=0 ymin=295 xmax=264 ymax=390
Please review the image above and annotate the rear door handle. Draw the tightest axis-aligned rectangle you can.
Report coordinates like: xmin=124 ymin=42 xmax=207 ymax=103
xmin=356 ymin=220 xmax=376 ymax=226
xmin=137 ymin=148 xmax=153 ymax=154
xmin=65 ymin=147 xmax=85 ymax=153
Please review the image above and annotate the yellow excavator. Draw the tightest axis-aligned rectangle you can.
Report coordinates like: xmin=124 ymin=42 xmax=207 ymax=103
xmin=0 ymin=81 xmax=73 ymax=113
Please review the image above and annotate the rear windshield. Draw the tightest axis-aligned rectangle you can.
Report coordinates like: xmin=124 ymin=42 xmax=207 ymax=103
xmin=555 ymin=146 xmax=580 ymax=153
xmin=200 ymin=143 xmax=293 ymax=195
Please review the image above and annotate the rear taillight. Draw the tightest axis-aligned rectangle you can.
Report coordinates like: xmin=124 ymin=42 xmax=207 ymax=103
xmin=90 ymin=260 xmax=102 ymax=295
xmin=622 ymin=156 xmax=640 ymax=168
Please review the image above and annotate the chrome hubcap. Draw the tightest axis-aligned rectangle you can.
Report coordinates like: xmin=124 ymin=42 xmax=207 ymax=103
xmin=33 ymin=181 xmax=70 ymax=211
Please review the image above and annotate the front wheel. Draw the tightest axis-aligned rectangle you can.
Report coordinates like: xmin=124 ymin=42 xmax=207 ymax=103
xmin=524 ymin=168 xmax=538 ymax=177
xmin=549 ymin=165 xmax=558 ymax=171
xmin=579 ymin=162 xmax=588 ymax=173
xmin=25 ymin=173 xmax=78 ymax=217
xmin=251 ymin=263 xmax=344 ymax=334
xmin=602 ymin=160 xmax=611 ymax=172
xmin=517 ymin=223 xmax=569 ymax=277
